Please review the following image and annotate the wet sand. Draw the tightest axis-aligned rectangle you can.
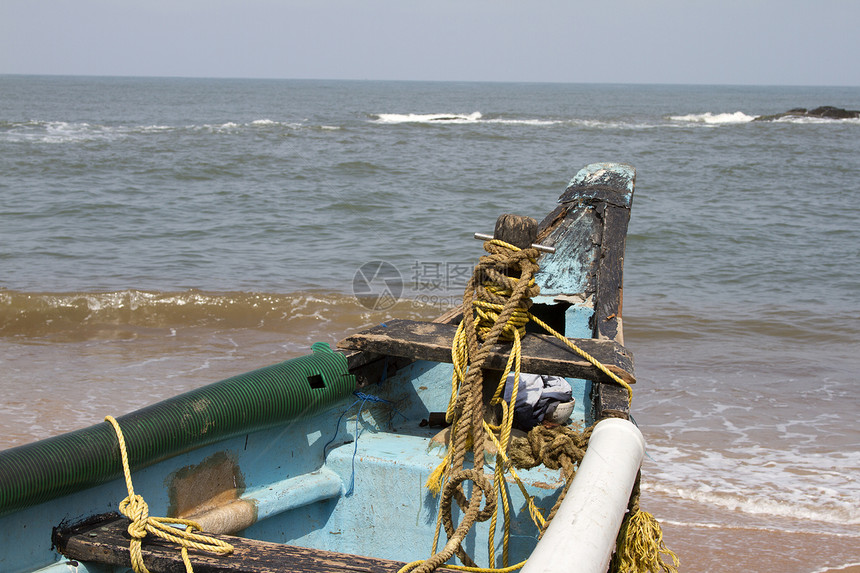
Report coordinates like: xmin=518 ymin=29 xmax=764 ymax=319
xmin=645 ymin=492 xmax=860 ymax=573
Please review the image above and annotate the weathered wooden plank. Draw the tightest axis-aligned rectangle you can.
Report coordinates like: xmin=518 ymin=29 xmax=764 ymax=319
xmin=54 ymin=514 xmax=458 ymax=573
xmin=520 ymin=164 xmax=637 ymax=419
xmin=535 ymin=203 xmax=569 ymax=240
xmin=345 ymin=308 xmax=463 ymax=387
xmin=337 ymin=319 xmax=635 ymax=385
xmin=593 ymin=202 xmax=631 ymax=344
xmin=533 ymin=207 xmax=601 ymax=298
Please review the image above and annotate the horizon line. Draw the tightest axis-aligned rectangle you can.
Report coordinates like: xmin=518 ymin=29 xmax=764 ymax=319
xmin=2 ymin=72 xmax=859 ymax=90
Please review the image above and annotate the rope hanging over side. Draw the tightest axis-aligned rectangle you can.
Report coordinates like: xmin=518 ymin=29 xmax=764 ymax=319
xmin=610 ymin=475 xmax=680 ymax=573
xmin=104 ymin=416 xmax=234 ymax=573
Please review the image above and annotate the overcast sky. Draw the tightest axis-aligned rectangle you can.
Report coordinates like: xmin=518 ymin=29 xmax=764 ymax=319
xmin=1 ymin=0 xmax=858 ymax=86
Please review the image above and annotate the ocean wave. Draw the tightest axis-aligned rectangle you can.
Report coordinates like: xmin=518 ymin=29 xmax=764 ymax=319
xmin=0 ymin=289 xmax=440 ymax=339
xmin=371 ymin=113 xmax=675 ymax=129
xmin=193 ymin=119 xmax=304 ymax=132
xmin=0 ymin=120 xmax=131 ymax=144
xmin=371 ymin=111 xmax=649 ymax=128
xmin=808 ymin=563 xmax=860 ymax=573
xmin=669 ymin=111 xmax=860 ymax=126
xmin=373 ymin=112 xmax=484 ymax=124
xmin=624 ymin=301 xmax=860 ymax=345
xmin=485 ymin=118 xmax=563 ymax=126
xmin=646 ymin=481 xmax=859 ymax=526
xmin=659 ymin=519 xmax=860 ymax=539
xmin=570 ymin=118 xmax=663 ymax=130
xmin=669 ymin=111 xmax=757 ymax=125
xmin=642 ymin=444 xmax=860 ymax=526
xmin=0 ymin=118 xmax=312 ymax=143
xmin=773 ymin=115 xmax=860 ymax=124
xmin=371 ymin=111 xmax=572 ymax=126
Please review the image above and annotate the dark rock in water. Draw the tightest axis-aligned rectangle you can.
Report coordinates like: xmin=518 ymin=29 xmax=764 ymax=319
xmin=754 ymin=106 xmax=860 ymax=121
xmin=810 ymin=106 xmax=860 ymax=119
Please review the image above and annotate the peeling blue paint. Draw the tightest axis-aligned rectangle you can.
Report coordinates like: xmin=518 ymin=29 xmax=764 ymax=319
xmin=566 ymin=162 xmax=635 ymax=201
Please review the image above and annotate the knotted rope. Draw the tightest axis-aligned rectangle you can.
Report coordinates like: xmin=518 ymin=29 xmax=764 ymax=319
xmin=104 ymin=416 xmax=234 ymax=573
xmin=508 ymin=424 xmax=592 ymax=536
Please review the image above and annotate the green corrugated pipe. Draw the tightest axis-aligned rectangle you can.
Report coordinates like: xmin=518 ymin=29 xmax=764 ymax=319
xmin=0 ymin=342 xmax=356 ymax=515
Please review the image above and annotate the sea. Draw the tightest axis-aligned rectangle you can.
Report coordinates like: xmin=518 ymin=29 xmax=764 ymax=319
xmin=1 ymin=75 xmax=858 ymax=572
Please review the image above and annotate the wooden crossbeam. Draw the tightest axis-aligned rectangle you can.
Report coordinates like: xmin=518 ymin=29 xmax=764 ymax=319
xmin=337 ymin=319 xmax=635 ymax=384
xmin=54 ymin=514 xmax=458 ymax=573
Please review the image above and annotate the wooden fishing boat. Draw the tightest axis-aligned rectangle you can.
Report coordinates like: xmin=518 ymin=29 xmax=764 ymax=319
xmin=0 ymin=163 xmax=656 ymax=573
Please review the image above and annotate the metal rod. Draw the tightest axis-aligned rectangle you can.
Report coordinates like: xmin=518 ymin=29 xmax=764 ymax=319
xmin=473 ymin=232 xmax=556 ymax=253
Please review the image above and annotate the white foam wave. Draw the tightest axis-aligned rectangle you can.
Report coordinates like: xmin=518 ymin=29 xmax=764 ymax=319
xmin=809 ymin=563 xmax=860 ymax=573
xmin=774 ymin=115 xmax=860 ymax=125
xmin=372 ymin=112 xmax=610 ymax=127
xmin=191 ymin=120 xmax=304 ymax=133
xmin=0 ymin=120 xmax=127 ymax=144
xmin=670 ymin=111 xmax=756 ymax=125
xmin=646 ymin=482 xmax=859 ymax=525
xmin=660 ymin=519 xmax=860 ymax=538
xmin=1 ymin=119 xmax=303 ymax=143
xmin=571 ymin=118 xmax=664 ymax=130
xmin=372 ymin=114 xmax=729 ymax=130
xmin=643 ymin=444 xmax=860 ymax=526
xmin=485 ymin=118 xmax=563 ymax=126
xmin=248 ymin=119 xmax=309 ymax=129
xmin=140 ymin=125 xmax=174 ymax=132
xmin=200 ymin=121 xmax=242 ymax=132
xmin=374 ymin=112 xmax=483 ymax=124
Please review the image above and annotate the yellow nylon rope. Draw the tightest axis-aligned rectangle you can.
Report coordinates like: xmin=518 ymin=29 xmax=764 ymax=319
xmin=471 ymin=239 xmax=633 ymax=404
xmin=104 ymin=416 xmax=234 ymax=573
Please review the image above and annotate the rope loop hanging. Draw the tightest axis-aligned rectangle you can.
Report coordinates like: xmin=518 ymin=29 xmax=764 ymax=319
xmin=104 ymin=416 xmax=234 ymax=573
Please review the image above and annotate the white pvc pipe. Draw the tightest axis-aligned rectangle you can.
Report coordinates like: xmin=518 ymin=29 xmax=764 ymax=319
xmin=521 ymin=418 xmax=646 ymax=573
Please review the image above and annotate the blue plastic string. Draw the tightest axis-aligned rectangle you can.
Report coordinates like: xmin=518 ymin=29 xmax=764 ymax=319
xmin=323 ymin=391 xmax=407 ymax=497
xmin=323 ymin=397 xmax=361 ymax=459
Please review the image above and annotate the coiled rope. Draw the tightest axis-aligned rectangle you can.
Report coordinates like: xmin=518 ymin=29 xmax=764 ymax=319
xmin=104 ymin=415 xmax=234 ymax=573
